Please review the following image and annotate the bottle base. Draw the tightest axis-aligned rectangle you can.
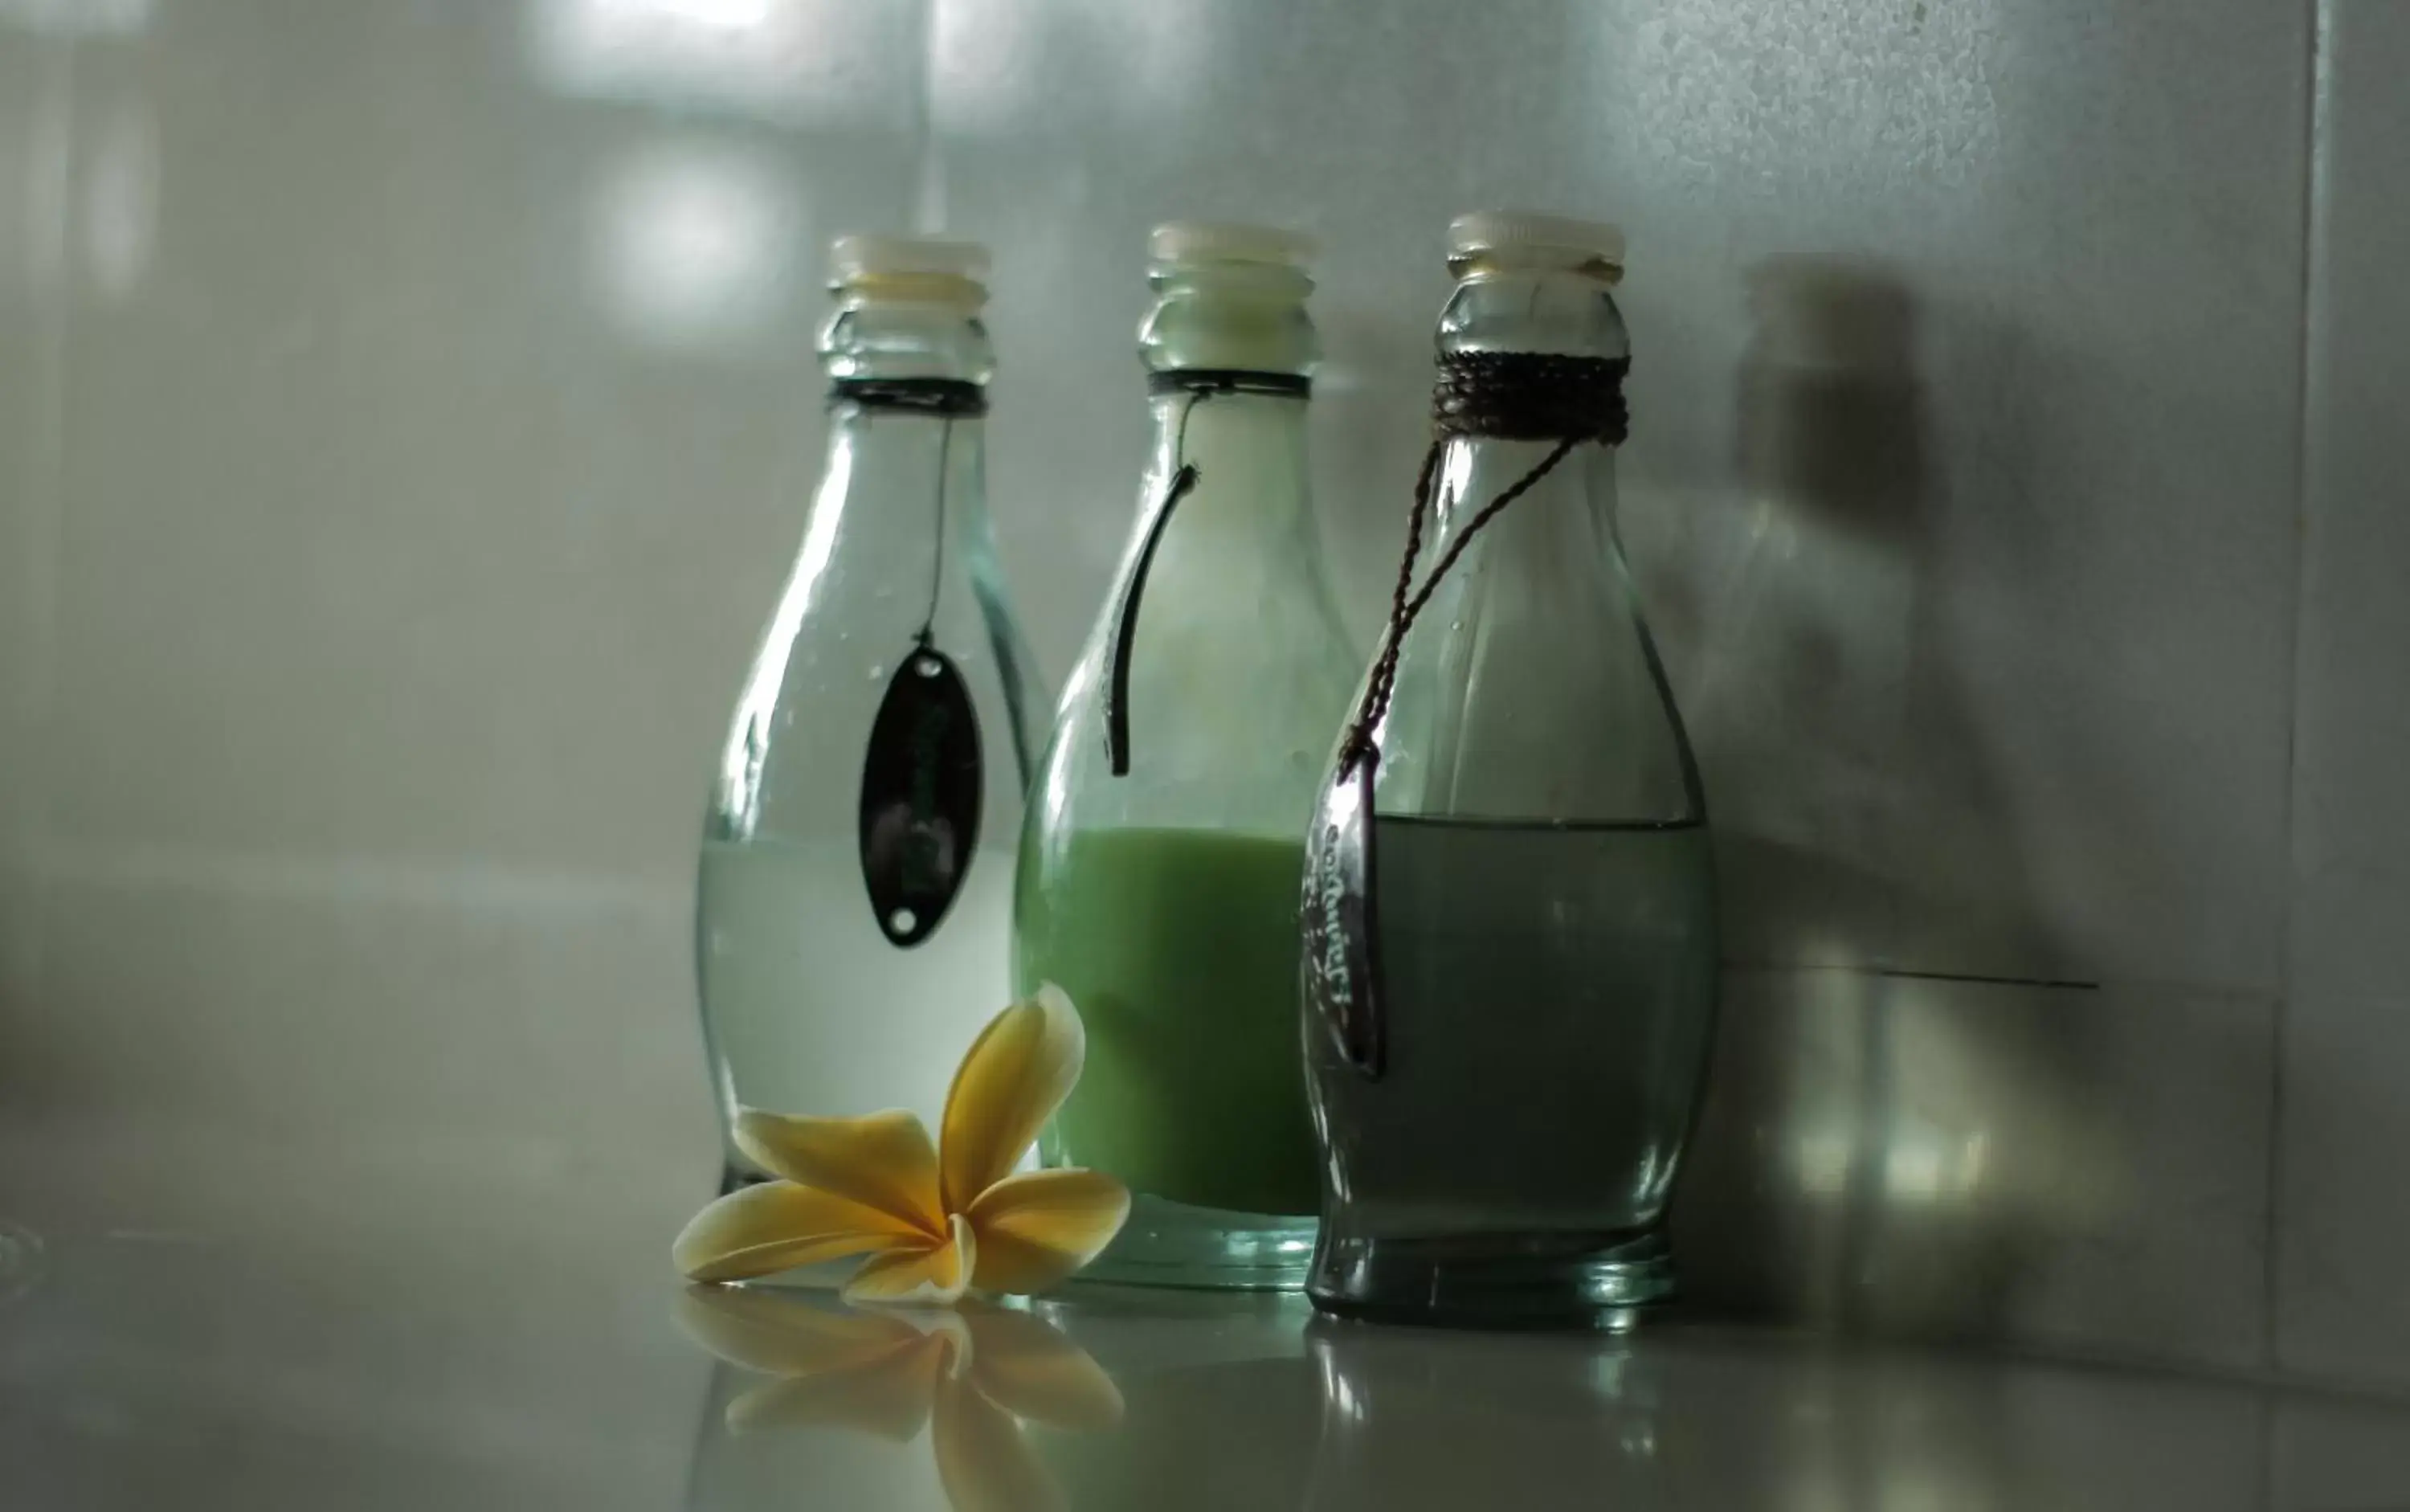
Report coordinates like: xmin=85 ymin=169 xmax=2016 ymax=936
xmin=721 ymin=1169 xmax=1316 ymax=1293
xmin=1067 ymin=1192 xmax=1317 ymax=1292
xmin=1306 ymin=1225 xmax=1675 ymax=1330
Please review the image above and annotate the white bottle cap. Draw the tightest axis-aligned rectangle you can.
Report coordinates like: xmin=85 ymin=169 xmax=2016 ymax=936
xmin=829 ymin=234 xmax=991 ymax=290
xmin=1149 ymin=220 xmax=1317 ymax=270
xmin=1447 ymin=210 xmax=1625 ymax=276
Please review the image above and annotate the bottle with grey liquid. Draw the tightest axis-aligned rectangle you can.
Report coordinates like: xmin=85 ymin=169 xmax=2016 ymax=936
xmin=1302 ymin=211 xmax=1718 ymax=1327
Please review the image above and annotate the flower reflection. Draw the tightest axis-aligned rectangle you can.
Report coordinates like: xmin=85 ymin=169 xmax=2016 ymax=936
xmin=678 ymin=1284 xmax=1121 ymax=1512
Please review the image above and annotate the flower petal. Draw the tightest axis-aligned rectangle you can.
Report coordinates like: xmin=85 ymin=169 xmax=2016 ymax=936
xmin=733 ymin=1108 xmax=946 ymax=1237
xmin=842 ymin=1212 xmax=977 ymax=1307
xmin=933 ymin=1372 xmax=1065 ymax=1512
xmin=963 ymin=1168 xmax=1130 ymax=1297
xmin=676 ymin=1282 xmax=925 ymax=1377
xmin=941 ymin=986 xmax=1086 ymax=1213
xmin=672 ymin=1182 xmax=924 ymax=1283
xmin=959 ymin=1305 xmax=1124 ymax=1431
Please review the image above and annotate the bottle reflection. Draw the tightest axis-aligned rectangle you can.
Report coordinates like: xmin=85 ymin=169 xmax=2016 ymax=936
xmin=677 ymin=1285 xmax=1121 ymax=1512
xmin=0 ymin=1219 xmax=43 ymax=1308
xmin=1301 ymin=1322 xmax=1671 ymax=1510
xmin=678 ymin=1289 xmax=2048 ymax=1510
xmin=1027 ymin=1293 xmax=1320 ymax=1511
xmin=1310 ymin=1320 xmax=2062 ymax=1512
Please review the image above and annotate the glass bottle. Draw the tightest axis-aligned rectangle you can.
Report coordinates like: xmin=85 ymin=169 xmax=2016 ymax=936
xmin=1014 ymin=222 xmax=1358 ymax=1288
xmin=1302 ymin=212 xmax=1718 ymax=1326
xmin=697 ymin=235 xmax=1044 ymax=1187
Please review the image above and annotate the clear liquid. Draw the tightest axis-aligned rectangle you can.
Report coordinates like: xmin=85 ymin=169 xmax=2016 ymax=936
xmin=1314 ymin=816 xmax=1718 ymax=1239
xmin=696 ymin=835 xmax=1014 ymax=1177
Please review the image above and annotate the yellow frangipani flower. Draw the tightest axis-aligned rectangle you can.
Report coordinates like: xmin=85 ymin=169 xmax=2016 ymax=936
xmin=674 ymin=986 xmax=1130 ymax=1303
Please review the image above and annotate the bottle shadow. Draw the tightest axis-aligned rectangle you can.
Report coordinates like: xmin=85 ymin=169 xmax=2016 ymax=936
xmin=1651 ymin=258 xmax=2116 ymax=1348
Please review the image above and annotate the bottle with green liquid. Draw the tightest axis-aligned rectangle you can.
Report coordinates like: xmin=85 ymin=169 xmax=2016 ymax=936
xmin=1015 ymin=222 xmax=1357 ymax=1288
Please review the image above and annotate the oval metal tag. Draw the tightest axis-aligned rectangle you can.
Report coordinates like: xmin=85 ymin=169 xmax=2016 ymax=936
xmin=1302 ymin=746 xmax=1385 ymax=1079
xmin=859 ymin=646 xmax=984 ymax=949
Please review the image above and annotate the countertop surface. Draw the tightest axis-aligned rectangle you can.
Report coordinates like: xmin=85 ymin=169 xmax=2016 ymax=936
xmin=5 ymin=1125 xmax=2410 ymax=1512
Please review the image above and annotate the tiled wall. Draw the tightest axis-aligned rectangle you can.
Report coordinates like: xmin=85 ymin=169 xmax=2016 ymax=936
xmin=0 ymin=0 xmax=2401 ymax=1385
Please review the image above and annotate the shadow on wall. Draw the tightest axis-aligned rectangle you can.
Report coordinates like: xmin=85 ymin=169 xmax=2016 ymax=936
xmin=1644 ymin=255 xmax=2060 ymax=978
xmin=0 ymin=895 xmax=40 ymax=1123
xmin=1674 ymin=969 xmax=2125 ymax=1347
xmin=1662 ymin=261 xmax=2114 ymax=1348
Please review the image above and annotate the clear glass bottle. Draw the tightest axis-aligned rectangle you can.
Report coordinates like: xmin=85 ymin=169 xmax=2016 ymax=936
xmin=697 ymin=235 xmax=1044 ymax=1187
xmin=1303 ymin=212 xmax=1718 ymax=1326
xmin=1014 ymin=223 xmax=1358 ymax=1288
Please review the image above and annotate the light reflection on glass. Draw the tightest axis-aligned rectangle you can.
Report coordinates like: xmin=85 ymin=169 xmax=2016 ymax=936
xmin=529 ymin=0 xmax=896 ymax=125
xmin=719 ymin=437 xmax=850 ymax=836
xmin=80 ymin=102 xmax=157 ymax=301
xmin=933 ymin=1 xmax=1209 ymax=131
xmin=0 ymin=0 xmax=151 ymax=35
xmin=3 ymin=43 xmax=71 ymax=299
xmin=590 ymin=141 xmax=801 ymax=351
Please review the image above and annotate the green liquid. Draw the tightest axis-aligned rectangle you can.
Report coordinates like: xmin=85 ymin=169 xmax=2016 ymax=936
xmin=1014 ymin=827 xmax=1318 ymax=1216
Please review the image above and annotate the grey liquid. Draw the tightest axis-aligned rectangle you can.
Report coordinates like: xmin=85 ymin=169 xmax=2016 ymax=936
xmin=1315 ymin=816 xmax=1718 ymax=1239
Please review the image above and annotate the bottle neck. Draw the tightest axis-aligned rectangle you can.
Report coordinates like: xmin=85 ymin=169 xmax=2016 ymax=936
xmin=812 ymin=394 xmax=991 ymax=631
xmin=1143 ymin=382 xmax=1313 ymax=539
xmin=815 ymin=292 xmax=999 ymax=564
xmin=1418 ymin=342 xmax=1632 ymax=589
xmin=1429 ymin=432 xmax=1620 ymax=565
xmin=823 ymin=388 xmax=989 ymax=499
xmin=1135 ymin=261 xmax=1317 ymax=547
xmin=1370 ymin=428 xmax=1698 ymax=825
xmin=1140 ymin=261 xmax=1317 ymax=374
xmin=819 ymin=291 xmax=994 ymax=385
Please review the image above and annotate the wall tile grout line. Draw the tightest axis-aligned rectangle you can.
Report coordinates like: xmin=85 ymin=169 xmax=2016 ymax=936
xmin=5 ymin=29 xmax=78 ymax=996
xmin=2269 ymin=0 xmax=2343 ymax=1378
xmin=1718 ymin=960 xmax=2281 ymax=1009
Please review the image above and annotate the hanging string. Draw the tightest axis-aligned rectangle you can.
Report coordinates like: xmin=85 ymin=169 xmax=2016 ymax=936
xmin=826 ymin=377 xmax=986 ymax=653
xmin=1101 ymin=370 xmax=1309 ymax=777
xmin=1104 ymin=386 xmax=1208 ymax=775
xmin=1337 ymin=353 xmax=1629 ymax=767
xmin=1311 ymin=349 xmax=1631 ymax=1081
xmin=917 ymin=416 xmax=955 ymax=648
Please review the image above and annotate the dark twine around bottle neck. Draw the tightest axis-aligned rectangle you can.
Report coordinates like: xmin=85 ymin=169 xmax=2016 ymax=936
xmin=1432 ymin=350 xmax=1628 ymax=443
xmin=1340 ymin=349 xmax=1632 ymax=762
xmin=830 ymin=377 xmax=989 ymax=417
